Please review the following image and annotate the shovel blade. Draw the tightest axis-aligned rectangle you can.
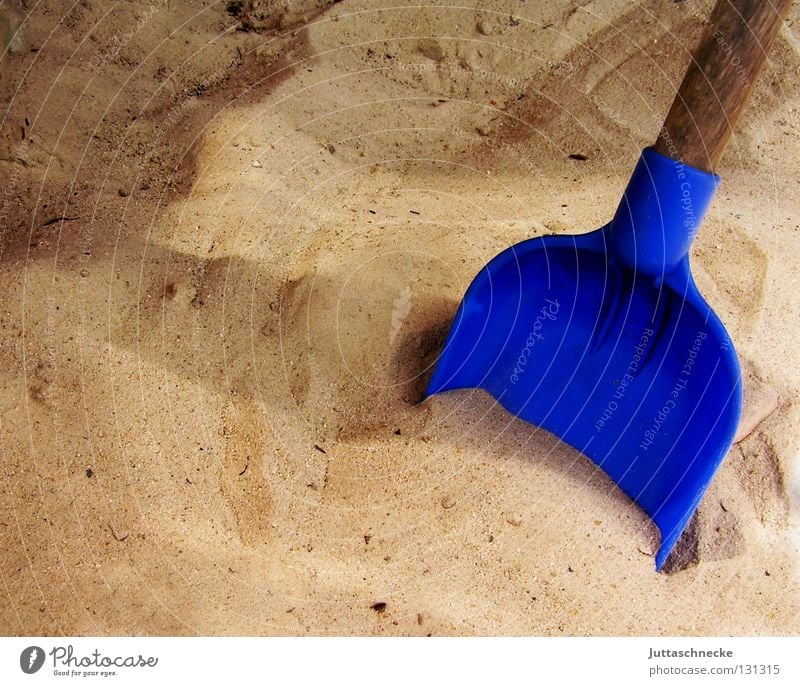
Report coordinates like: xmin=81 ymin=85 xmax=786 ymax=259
xmin=425 ymin=231 xmax=742 ymax=570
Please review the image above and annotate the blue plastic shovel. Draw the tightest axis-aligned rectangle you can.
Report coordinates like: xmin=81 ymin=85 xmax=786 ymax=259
xmin=425 ymin=0 xmax=789 ymax=570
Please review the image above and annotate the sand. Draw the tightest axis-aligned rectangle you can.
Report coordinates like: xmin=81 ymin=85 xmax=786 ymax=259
xmin=1 ymin=0 xmax=799 ymax=635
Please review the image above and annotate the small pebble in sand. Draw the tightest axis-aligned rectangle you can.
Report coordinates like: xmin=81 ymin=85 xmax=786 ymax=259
xmin=506 ymin=514 xmax=523 ymax=527
xmin=252 ymin=160 xmax=262 ymax=168
xmin=476 ymin=19 xmax=492 ymax=35
xmin=371 ymin=602 xmax=387 ymax=614
xmin=441 ymin=495 xmax=456 ymax=509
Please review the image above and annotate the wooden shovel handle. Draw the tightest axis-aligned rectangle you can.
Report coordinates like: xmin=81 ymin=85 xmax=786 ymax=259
xmin=653 ymin=0 xmax=791 ymax=172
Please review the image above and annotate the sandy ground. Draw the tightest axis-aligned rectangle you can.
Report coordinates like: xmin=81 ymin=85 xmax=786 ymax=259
xmin=1 ymin=0 xmax=799 ymax=635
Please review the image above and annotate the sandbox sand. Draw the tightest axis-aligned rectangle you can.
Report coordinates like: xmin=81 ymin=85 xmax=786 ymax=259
xmin=1 ymin=0 xmax=799 ymax=635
